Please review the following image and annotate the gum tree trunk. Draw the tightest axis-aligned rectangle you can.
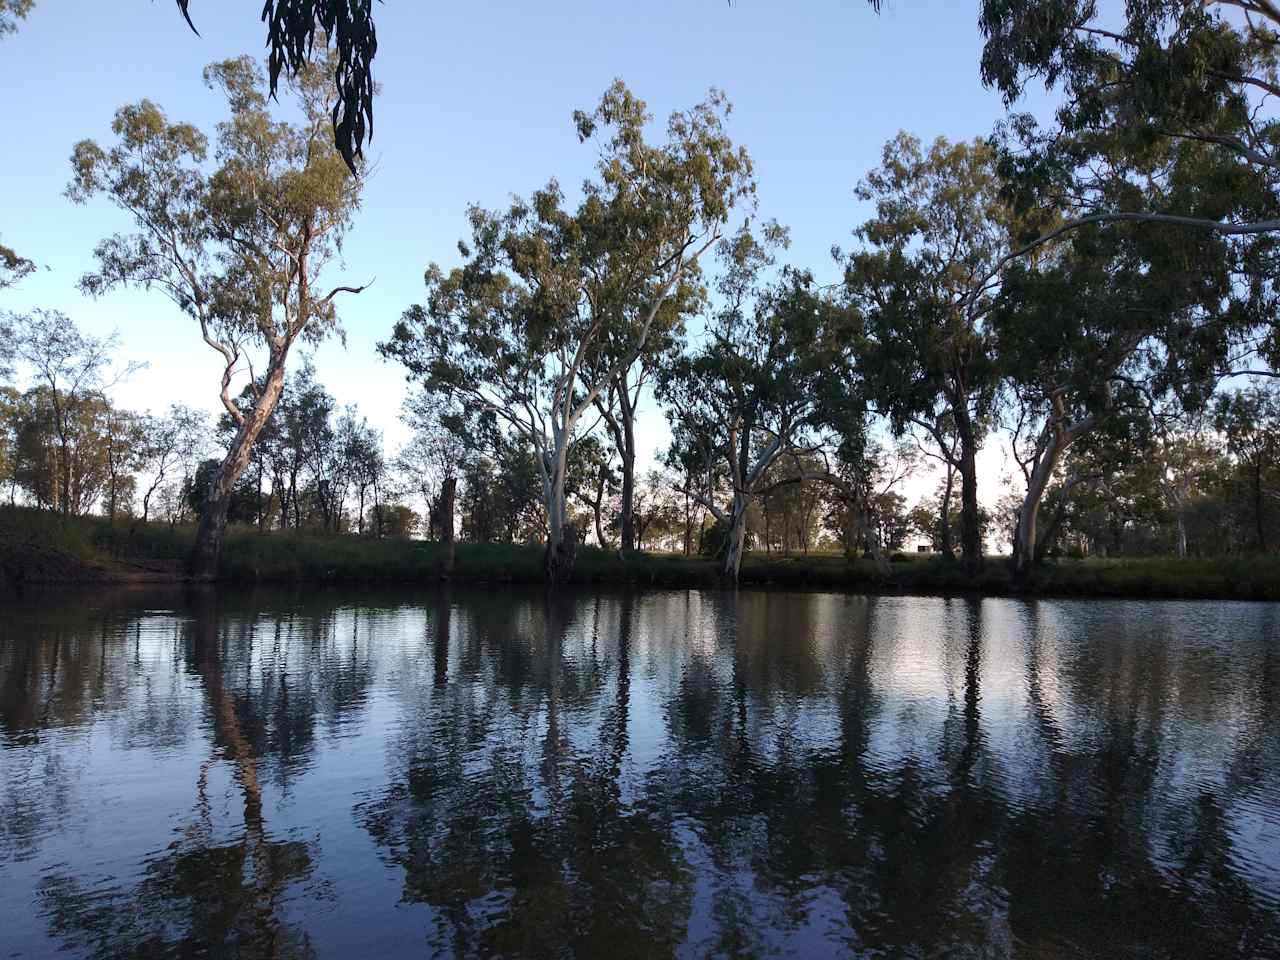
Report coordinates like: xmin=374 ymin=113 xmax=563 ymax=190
xmin=722 ymin=492 xmax=749 ymax=583
xmin=190 ymin=359 xmax=288 ymax=580
xmin=955 ymin=412 xmax=983 ymax=575
xmin=1254 ymin=462 xmax=1267 ymax=552
xmin=857 ymin=499 xmax=889 ymax=574
xmin=597 ymin=381 xmax=640 ymax=554
xmin=1013 ymin=435 xmax=1062 ymax=583
xmin=592 ymin=471 xmax=608 ymax=550
xmin=619 ymin=441 xmax=636 ymax=551
xmin=938 ymin=464 xmax=955 ymax=559
xmin=439 ymin=475 xmax=456 ymax=572
xmin=1014 ymin=397 xmax=1102 ymax=579
xmin=543 ymin=444 xmax=577 ymax=583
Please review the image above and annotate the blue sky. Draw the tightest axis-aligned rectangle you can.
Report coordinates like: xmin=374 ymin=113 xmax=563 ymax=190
xmin=1 ymin=0 xmax=1053 ymax=507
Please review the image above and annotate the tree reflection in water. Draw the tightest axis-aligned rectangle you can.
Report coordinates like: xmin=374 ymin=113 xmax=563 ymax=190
xmin=358 ymin=590 xmax=695 ymax=958
xmin=10 ymin=590 xmax=379 ymax=959
xmin=0 ymin=588 xmax=1276 ymax=958
xmin=356 ymin=591 xmax=1280 ymax=959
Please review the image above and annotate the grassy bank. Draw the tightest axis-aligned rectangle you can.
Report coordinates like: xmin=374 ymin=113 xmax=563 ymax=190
xmin=2 ymin=505 xmax=1278 ymax=600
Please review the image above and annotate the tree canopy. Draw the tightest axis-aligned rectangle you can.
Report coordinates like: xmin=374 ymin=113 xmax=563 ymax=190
xmin=69 ymin=49 xmax=366 ymax=576
xmin=381 ymin=79 xmax=755 ymax=579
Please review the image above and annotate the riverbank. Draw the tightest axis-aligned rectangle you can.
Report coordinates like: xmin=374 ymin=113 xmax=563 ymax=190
xmin=2 ymin=506 xmax=1277 ymax=600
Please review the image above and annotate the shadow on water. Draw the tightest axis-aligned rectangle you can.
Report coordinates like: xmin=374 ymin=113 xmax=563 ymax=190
xmin=0 ymin=586 xmax=1277 ymax=958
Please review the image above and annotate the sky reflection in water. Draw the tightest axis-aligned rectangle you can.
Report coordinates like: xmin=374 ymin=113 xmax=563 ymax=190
xmin=0 ymin=587 xmax=1277 ymax=958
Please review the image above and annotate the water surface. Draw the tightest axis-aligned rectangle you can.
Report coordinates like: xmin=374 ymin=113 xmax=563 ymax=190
xmin=1 ymin=587 xmax=1277 ymax=958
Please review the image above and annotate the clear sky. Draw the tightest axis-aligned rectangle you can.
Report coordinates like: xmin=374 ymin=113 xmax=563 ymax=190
xmin=1 ymin=0 xmax=1056 ymax=519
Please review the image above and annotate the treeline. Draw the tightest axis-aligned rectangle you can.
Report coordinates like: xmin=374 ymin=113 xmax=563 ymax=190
xmin=7 ymin=296 xmax=1274 ymax=574
xmin=207 ymin=364 xmax=409 ymax=538
xmin=3 ymin=2 xmax=1280 ymax=583
xmin=0 ymin=311 xmax=421 ymax=537
xmin=0 ymin=310 xmax=202 ymax=525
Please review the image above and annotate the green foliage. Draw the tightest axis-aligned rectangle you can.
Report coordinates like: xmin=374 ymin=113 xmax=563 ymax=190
xmin=843 ymin=134 xmax=1018 ymax=570
xmin=69 ymin=47 xmax=364 ymax=443
xmin=3 ymin=386 xmax=115 ymax=514
xmin=381 ymin=80 xmax=752 ymax=419
xmin=0 ymin=0 xmax=32 ymax=38
xmin=3 ymin=310 xmax=141 ymax=517
xmin=845 ymin=134 xmax=1011 ymax=435
xmin=0 ymin=237 xmax=34 ymax=294
xmin=186 ymin=458 xmax=261 ymax=525
xmin=980 ymin=0 xmax=1280 ymax=371
xmin=381 ymin=80 xmax=755 ymax=576
xmin=661 ymin=251 xmax=857 ymax=495
xmin=1214 ymin=384 xmax=1280 ymax=550
xmin=176 ymin=0 xmax=377 ymax=173
xmin=697 ymin=516 xmax=736 ymax=559
xmin=370 ymin=503 xmax=419 ymax=539
xmin=459 ymin=439 xmax=543 ymax=544
xmin=70 ymin=52 xmax=362 ymax=353
xmin=68 ymin=53 xmax=367 ymax=571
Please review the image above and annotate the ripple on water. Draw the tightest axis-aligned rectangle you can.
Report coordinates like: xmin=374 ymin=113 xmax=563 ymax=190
xmin=0 ymin=588 xmax=1277 ymax=959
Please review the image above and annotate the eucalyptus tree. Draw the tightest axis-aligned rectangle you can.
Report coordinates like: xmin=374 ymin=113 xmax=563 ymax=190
xmin=69 ymin=52 xmax=366 ymax=576
xmin=1214 ymin=384 xmax=1280 ymax=552
xmin=395 ymin=392 xmax=466 ymax=547
xmin=339 ymin=411 xmax=383 ymax=535
xmin=978 ymin=0 xmax=1280 ymax=375
xmin=139 ymin=404 xmax=208 ymax=522
xmin=1053 ymin=412 xmax=1172 ymax=556
xmin=565 ymin=433 xmax=617 ymax=550
xmin=7 ymin=386 xmax=116 ymax=515
xmin=911 ymin=419 xmax=960 ymax=559
xmin=8 ymin=310 xmax=140 ymax=516
xmin=0 ymin=0 xmax=31 ymax=38
xmin=659 ymin=243 xmax=856 ymax=583
xmin=829 ymin=431 xmax=917 ymax=568
xmin=842 ymin=133 xmax=1016 ymax=573
xmin=587 ymin=284 xmax=691 ymax=553
xmin=1155 ymin=421 xmax=1225 ymax=558
xmin=244 ymin=364 xmax=341 ymax=530
xmin=459 ymin=439 xmax=544 ymax=545
xmin=994 ymin=205 xmax=1250 ymax=579
xmin=758 ymin=452 xmax=835 ymax=555
xmin=246 ymin=363 xmax=333 ymax=531
xmin=298 ymin=393 xmax=343 ymax=531
xmin=0 ymin=238 xmax=34 ymax=295
xmin=101 ymin=407 xmax=145 ymax=520
xmin=380 ymin=80 xmax=754 ymax=581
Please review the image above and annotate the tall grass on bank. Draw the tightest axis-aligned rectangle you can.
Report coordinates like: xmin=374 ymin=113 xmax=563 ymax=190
xmin=1 ymin=505 xmax=1277 ymax=599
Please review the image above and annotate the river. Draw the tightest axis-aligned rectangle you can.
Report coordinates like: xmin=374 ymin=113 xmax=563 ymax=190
xmin=1 ymin=587 xmax=1277 ymax=958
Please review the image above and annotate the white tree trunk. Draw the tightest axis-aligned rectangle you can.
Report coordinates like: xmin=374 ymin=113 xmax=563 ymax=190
xmin=191 ymin=357 xmax=289 ymax=579
xmin=543 ymin=440 xmax=576 ymax=581
xmin=1013 ymin=434 xmax=1063 ymax=581
xmin=722 ymin=492 xmax=749 ymax=583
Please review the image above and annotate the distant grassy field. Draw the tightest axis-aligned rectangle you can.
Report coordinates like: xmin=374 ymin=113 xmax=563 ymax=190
xmin=1 ymin=505 xmax=1277 ymax=600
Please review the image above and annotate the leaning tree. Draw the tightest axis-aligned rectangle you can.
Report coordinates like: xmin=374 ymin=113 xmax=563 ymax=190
xmin=69 ymin=51 xmax=366 ymax=577
xmin=994 ymin=196 xmax=1262 ymax=580
xmin=380 ymin=80 xmax=754 ymax=582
